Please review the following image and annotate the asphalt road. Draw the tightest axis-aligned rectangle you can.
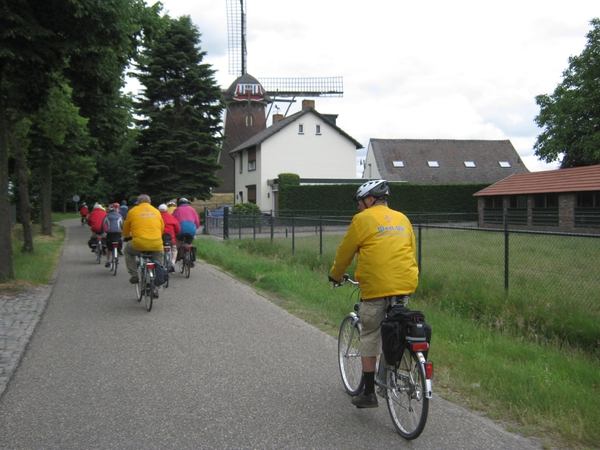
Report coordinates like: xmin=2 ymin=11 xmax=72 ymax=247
xmin=0 ymin=219 xmax=545 ymax=449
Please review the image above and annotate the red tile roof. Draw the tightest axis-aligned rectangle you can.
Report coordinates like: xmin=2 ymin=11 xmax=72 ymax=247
xmin=474 ymin=165 xmax=600 ymax=196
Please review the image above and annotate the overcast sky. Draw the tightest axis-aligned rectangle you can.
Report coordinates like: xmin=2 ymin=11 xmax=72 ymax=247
xmin=140 ymin=0 xmax=599 ymax=174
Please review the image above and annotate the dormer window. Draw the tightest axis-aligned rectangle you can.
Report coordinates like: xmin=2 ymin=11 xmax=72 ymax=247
xmin=427 ymin=161 xmax=440 ymax=168
xmin=392 ymin=161 xmax=404 ymax=168
xmin=499 ymin=161 xmax=511 ymax=168
xmin=464 ymin=161 xmax=476 ymax=168
xmin=298 ymin=124 xmax=304 ymax=134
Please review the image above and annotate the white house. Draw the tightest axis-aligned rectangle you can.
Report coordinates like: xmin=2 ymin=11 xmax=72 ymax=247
xmin=229 ymin=100 xmax=362 ymax=211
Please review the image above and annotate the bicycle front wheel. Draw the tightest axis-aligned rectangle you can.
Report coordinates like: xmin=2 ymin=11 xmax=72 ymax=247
xmin=96 ymin=245 xmax=102 ymax=264
xmin=338 ymin=315 xmax=363 ymax=395
xmin=386 ymin=349 xmax=429 ymax=440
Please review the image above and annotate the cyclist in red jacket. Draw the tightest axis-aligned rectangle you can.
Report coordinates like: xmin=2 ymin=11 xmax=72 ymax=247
xmin=87 ymin=204 xmax=107 ymax=234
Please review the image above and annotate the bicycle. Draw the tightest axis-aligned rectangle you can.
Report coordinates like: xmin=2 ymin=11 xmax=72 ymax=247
xmin=162 ymin=243 xmax=174 ymax=288
xmin=108 ymin=239 xmax=120 ymax=276
xmin=135 ymin=252 xmax=157 ymax=312
xmin=177 ymin=234 xmax=194 ymax=279
xmin=94 ymin=233 xmax=103 ymax=264
xmin=333 ymin=275 xmax=433 ymax=440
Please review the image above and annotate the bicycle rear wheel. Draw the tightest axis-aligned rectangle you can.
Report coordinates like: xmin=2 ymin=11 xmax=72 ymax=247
xmin=338 ymin=315 xmax=363 ymax=395
xmin=386 ymin=348 xmax=429 ymax=440
xmin=184 ymin=251 xmax=191 ymax=278
xmin=96 ymin=242 xmax=102 ymax=264
xmin=112 ymin=247 xmax=118 ymax=276
xmin=145 ymin=270 xmax=154 ymax=312
xmin=135 ymin=267 xmax=143 ymax=301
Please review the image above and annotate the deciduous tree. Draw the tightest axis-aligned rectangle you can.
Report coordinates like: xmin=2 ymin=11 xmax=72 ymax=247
xmin=534 ymin=18 xmax=600 ymax=168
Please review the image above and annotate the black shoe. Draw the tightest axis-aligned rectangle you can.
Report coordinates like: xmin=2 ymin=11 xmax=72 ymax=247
xmin=129 ymin=275 xmax=139 ymax=284
xmin=169 ymin=265 xmax=175 ymax=273
xmin=105 ymin=261 xmax=111 ymax=268
xmin=153 ymin=289 xmax=159 ymax=298
xmin=188 ymin=262 xmax=195 ymax=268
xmin=351 ymin=392 xmax=378 ymax=408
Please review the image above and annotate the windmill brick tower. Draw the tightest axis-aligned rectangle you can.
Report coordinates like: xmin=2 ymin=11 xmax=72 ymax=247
xmin=213 ymin=0 xmax=343 ymax=194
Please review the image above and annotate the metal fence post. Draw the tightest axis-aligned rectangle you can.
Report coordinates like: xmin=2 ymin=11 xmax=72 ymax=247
xmin=292 ymin=214 xmax=295 ymax=255
xmin=504 ymin=213 xmax=509 ymax=294
xmin=319 ymin=215 xmax=323 ymax=257
xmin=418 ymin=221 xmax=422 ymax=273
xmin=223 ymin=207 xmax=229 ymax=240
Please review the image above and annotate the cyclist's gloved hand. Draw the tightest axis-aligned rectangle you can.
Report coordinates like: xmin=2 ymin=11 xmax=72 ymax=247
xmin=123 ymin=236 xmax=132 ymax=242
xmin=328 ymin=275 xmax=339 ymax=284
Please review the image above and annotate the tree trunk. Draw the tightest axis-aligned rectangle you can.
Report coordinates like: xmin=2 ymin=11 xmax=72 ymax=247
xmin=41 ymin=159 xmax=52 ymax=235
xmin=11 ymin=136 xmax=34 ymax=253
xmin=0 ymin=64 xmax=15 ymax=281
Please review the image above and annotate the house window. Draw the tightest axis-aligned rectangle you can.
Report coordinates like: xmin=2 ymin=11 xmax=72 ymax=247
xmin=392 ymin=161 xmax=404 ymax=168
xmin=577 ymin=191 xmax=600 ymax=207
xmin=247 ymin=185 xmax=256 ymax=204
xmin=427 ymin=161 xmax=440 ymax=168
xmin=315 ymin=124 xmax=321 ymax=135
xmin=509 ymin=195 xmax=527 ymax=209
xmin=463 ymin=161 xmax=476 ymax=168
xmin=484 ymin=196 xmax=503 ymax=209
xmin=248 ymin=148 xmax=256 ymax=171
xmin=245 ymin=114 xmax=253 ymax=127
xmin=499 ymin=161 xmax=511 ymax=168
xmin=239 ymin=153 xmax=243 ymax=173
xmin=534 ymin=193 xmax=558 ymax=208
xmin=298 ymin=124 xmax=304 ymax=134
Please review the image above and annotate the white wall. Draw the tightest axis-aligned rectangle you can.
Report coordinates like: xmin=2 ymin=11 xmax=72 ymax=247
xmin=363 ymin=140 xmax=382 ymax=180
xmin=234 ymin=111 xmax=359 ymax=211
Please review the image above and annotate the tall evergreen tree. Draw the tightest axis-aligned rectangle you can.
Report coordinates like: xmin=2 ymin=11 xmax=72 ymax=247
xmin=134 ymin=15 xmax=223 ymax=203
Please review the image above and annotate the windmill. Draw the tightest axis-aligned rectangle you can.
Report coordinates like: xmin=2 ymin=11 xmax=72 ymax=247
xmin=214 ymin=0 xmax=344 ymax=193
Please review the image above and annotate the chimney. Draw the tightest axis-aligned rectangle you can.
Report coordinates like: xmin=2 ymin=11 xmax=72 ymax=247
xmin=302 ymin=99 xmax=315 ymax=110
xmin=272 ymin=114 xmax=284 ymax=123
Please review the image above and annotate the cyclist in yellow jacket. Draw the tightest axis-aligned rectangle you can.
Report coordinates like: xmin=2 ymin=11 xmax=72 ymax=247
xmin=329 ymin=179 xmax=418 ymax=409
xmin=123 ymin=194 xmax=164 ymax=287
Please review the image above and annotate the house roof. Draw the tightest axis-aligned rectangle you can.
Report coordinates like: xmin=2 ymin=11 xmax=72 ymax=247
xmin=474 ymin=164 xmax=600 ymax=196
xmin=369 ymin=139 xmax=529 ymax=184
xmin=229 ymin=107 xmax=363 ymax=154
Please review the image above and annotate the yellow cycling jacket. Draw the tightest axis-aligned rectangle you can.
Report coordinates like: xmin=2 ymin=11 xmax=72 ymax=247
xmin=122 ymin=203 xmax=164 ymax=252
xmin=330 ymin=205 xmax=418 ymax=300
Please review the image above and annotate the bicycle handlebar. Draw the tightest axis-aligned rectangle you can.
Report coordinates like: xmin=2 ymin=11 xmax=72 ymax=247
xmin=329 ymin=274 xmax=359 ymax=289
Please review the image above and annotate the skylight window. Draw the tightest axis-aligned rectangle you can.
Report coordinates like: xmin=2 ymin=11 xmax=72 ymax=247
xmin=427 ymin=161 xmax=440 ymax=168
xmin=393 ymin=161 xmax=404 ymax=168
xmin=464 ymin=161 xmax=476 ymax=168
xmin=499 ymin=161 xmax=511 ymax=168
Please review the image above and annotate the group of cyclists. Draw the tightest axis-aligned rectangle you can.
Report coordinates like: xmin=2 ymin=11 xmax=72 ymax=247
xmin=80 ymin=196 xmax=201 ymax=291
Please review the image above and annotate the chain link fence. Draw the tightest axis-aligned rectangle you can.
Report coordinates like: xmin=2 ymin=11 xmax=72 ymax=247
xmin=204 ymin=211 xmax=600 ymax=332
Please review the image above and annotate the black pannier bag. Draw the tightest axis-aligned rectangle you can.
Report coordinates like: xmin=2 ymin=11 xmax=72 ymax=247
xmin=381 ymin=306 xmax=431 ymax=365
xmin=152 ymin=260 xmax=168 ymax=286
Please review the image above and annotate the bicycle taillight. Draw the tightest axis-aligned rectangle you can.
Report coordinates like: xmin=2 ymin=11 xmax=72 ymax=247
xmin=425 ymin=361 xmax=434 ymax=379
xmin=146 ymin=262 xmax=155 ymax=269
xmin=411 ymin=342 xmax=429 ymax=352
xmin=163 ymin=247 xmax=171 ymax=252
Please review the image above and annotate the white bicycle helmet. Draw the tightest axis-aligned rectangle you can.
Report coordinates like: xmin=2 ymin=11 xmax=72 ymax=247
xmin=178 ymin=197 xmax=189 ymax=205
xmin=158 ymin=204 xmax=168 ymax=212
xmin=354 ymin=179 xmax=390 ymax=201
